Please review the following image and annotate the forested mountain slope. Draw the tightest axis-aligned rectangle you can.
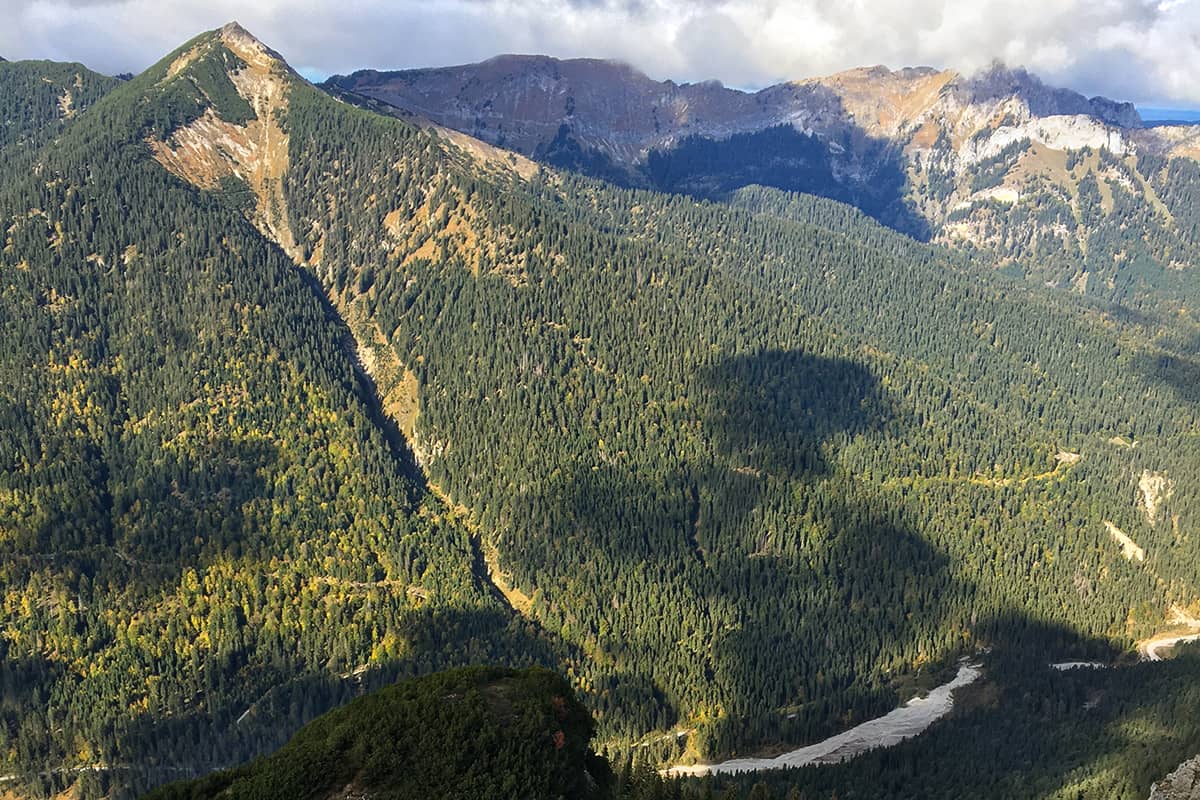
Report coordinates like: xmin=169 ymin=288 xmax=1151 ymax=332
xmin=4 ymin=22 xmax=1200 ymax=800
xmin=0 ymin=29 xmax=540 ymax=799
xmin=0 ymin=59 xmax=118 ymax=151
xmin=280 ymin=21 xmax=1200 ymax=759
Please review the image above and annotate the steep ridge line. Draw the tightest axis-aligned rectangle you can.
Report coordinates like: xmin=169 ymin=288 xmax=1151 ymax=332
xmin=149 ymin=23 xmax=301 ymax=261
xmin=145 ymin=21 xmax=538 ymax=634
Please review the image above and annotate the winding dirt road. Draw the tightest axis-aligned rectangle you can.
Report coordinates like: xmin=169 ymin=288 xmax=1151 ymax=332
xmin=667 ymin=662 xmax=982 ymax=777
xmin=1140 ymin=632 xmax=1200 ymax=662
xmin=1139 ymin=606 xmax=1200 ymax=662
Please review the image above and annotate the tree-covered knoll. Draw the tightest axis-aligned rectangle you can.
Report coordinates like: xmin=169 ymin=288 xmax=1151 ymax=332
xmin=143 ymin=666 xmax=609 ymax=800
xmin=0 ymin=59 xmax=118 ymax=152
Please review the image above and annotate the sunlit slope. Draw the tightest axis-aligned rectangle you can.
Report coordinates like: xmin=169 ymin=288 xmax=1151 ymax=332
xmin=0 ymin=26 xmax=522 ymax=799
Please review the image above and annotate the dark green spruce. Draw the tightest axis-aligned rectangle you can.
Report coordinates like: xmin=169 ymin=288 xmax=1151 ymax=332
xmin=1 ymin=24 xmax=1199 ymax=800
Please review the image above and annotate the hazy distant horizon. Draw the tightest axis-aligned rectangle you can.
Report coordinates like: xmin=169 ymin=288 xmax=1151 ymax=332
xmin=1139 ymin=107 xmax=1200 ymax=123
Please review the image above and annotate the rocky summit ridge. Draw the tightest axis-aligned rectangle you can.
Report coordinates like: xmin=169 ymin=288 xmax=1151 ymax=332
xmin=324 ymin=56 xmax=1150 ymax=169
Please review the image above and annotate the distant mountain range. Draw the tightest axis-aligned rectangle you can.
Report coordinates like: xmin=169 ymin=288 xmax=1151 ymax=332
xmin=324 ymin=57 xmax=1145 ymax=162
xmin=327 ymin=56 xmax=1200 ymax=298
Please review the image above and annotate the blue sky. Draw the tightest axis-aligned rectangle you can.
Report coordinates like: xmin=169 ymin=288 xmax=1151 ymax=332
xmin=3 ymin=0 xmax=1199 ymax=107
xmin=1140 ymin=108 xmax=1200 ymax=122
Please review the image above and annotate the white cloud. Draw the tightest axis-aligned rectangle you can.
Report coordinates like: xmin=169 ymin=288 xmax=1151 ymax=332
xmin=0 ymin=0 xmax=1197 ymax=105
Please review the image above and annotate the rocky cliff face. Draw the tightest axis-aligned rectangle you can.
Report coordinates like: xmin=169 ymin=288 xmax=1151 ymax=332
xmin=326 ymin=55 xmax=829 ymax=165
xmin=326 ymin=57 xmax=1145 ymax=167
xmin=957 ymin=63 xmax=1142 ymax=128
xmin=1151 ymin=756 xmax=1200 ymax=800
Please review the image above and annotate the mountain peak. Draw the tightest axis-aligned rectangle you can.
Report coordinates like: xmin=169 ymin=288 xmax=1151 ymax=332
xmin=149 ymin=23 xmax=303 ymax=260
xmin=811 ymin=62 xmax=957 ymax=88
xmin=216 ymin=21 xmax=289 ymax=72
xmin=962 ymin=60 xmax=1141 ymax=127
xmin=219 ymin=20 xmax=252 ymax=37
xmin=970 ymin=59 xmax=1037 ymax=87
xmin=218 ymin=20 xmax=265 ymax=50
xmin=160 ymin=21 xmax=294 ymax=85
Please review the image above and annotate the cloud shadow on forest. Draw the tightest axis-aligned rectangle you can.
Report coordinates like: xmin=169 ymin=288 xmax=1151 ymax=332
xmin=698 ymin=349 xmax=900 ymax=478
xmin=504 ymin=349 xmax=939 ymax=750
xmin=109 ymin=436 xmax=278 ymax=580
xmin=731 ymin=641 xmax=1195 ymax=800
xmin=1135 ymin=345 xmax=1200 ymax=406
xmin=506 ymin=347 xmax=1121 ymax=760
xmin=91 ymin=346 xmax=1130 ymax=798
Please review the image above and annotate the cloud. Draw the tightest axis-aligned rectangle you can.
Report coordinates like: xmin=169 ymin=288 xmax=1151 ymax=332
xmin=1 ymin=0 xmax=1197 ymax=105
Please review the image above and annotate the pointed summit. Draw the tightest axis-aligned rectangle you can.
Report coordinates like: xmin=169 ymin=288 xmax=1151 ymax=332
xmin=160 ymin=21 xmax=296 ymax=85
xmin=217 ymin=20 xmax=291 ymax=73
xmin=219 ymin=20 xmax=253 ymax=38
xmin=148 ymin=22 xmax=306 ymax=262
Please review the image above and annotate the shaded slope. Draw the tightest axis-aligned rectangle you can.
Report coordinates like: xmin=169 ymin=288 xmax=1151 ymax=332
xmin=143 ymin=666 xmax=609 ymax=800
xmin=732 ymin=648 xmax=1200 ymax=800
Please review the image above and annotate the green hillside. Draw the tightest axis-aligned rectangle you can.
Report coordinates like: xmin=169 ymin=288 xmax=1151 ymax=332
xmin=279 ymin=62 xmax=1200 ymax=757
xmin=143 ymin=666 xmax=611 ymax=800
xmin=0 ymin=59 xmax=118 ymax=152
xmin=0 ymin=29 xmax=535 ymax=799
xmin=2 ymin=22 xmax=1200 ymax=800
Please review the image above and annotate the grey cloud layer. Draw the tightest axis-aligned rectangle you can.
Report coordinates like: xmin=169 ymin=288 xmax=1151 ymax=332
xmin=1 ymin=0 xmax=1197 ymax=105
